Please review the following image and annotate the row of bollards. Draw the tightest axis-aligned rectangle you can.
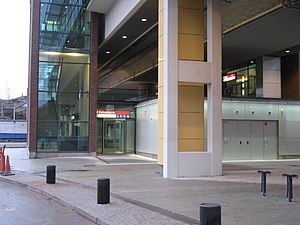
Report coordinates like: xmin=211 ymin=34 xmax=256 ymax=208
xmin=46 ymin=165 xmax=110 ymax=204
xmin=46 ymin=164 xmax=220 ymax=224
xmin=258 ymin=170 xmax=298 ymax=202
xmin=45 ymin=165 xmax=297 ymax=225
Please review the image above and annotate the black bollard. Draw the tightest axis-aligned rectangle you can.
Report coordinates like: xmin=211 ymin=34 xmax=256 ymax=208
xmin=257 ymin=170 xmax=271 ymax=196
xmin=282 ymin=174 xmax=298 ymax=202
xmin=97 ymin=178 xmax=110 ymax=204
xmin=200 ymin=203 xmax=221 ymax=225
xmin=46 ymin=165 xmax=56 ymax=184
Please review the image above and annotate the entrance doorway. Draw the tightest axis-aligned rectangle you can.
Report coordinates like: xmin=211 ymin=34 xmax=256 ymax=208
xmin=96 ymin=119 xmax=135 ymax=155
xmin=104 ymin=120 xmax=125 ymax=154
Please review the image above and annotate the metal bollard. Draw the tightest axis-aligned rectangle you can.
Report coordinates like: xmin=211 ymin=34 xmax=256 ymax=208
xmin=257 ymin=170 xmax=271 ymax=196
xmin=46 ymin=165 xmax=56 ymax=184
xmin=282 ymin=174 xmax=298 ymax=202
xmin=200 ymin=203 xmax=221 ymax=225
xmin=97 ymin=178 xmax=110 ymax=204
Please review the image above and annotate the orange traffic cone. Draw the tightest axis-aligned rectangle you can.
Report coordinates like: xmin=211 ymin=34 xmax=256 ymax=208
xmin=3 ymin=155 xmax=13 ymax=176
xmin=0 ymin=155 xmax=5 ymax=174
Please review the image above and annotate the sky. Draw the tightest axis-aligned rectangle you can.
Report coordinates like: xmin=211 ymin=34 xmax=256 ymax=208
xmin=0 ymin=0 xmax=30 ymax=100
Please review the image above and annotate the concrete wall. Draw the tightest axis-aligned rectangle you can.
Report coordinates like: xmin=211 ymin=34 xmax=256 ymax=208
xmin=222 ymin=99 xmax=300 ymax=157
xmin=137 ymin=99 xmax=300 ymax=158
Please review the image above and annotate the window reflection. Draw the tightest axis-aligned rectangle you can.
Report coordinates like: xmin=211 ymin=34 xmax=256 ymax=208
xmin=37 ymin=1 xmax=90 ymax=152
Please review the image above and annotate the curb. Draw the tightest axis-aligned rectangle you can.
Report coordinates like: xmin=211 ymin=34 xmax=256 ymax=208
xmin=0 ymin=175 xmax=106 ymax=225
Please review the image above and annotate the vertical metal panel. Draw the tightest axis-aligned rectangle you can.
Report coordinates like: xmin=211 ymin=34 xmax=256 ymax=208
xmin=263 ymin=121 xmax=278 ymax=159
xmin=250 ymin=121 xmax=264 ymax=160
xmin=223 ymin=120 xmax=238 ymax=160
xmin=238 ymin=121 xmax=251 ymax=160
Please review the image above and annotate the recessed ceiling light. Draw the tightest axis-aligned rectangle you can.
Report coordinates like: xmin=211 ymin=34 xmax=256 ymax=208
xmin=142 ymin=18 xmax=147 ymax=22
xmin=286 ymin=50 xmax=290 ymax=53
xmin=122 ymin=35 xmax=127 ymax=39
xmin=250 ymin=60 xmax=254 ymax=64
xmin=106 ymin=51 xmax=110 ymax=54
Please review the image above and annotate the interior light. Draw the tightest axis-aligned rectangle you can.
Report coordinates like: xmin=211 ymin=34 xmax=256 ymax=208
xmin=250 ymin=60 xmax=254 ymax=64
xmin=142 ymin=18 xmax=147 ymax=22
xmin=286 ymin=50 xmax=290 ymax=53
xmin=106 ymin=51 xmax=111 ymax=54
xmin=43 ymin=52 xmax=87 ymax=57
xmin=67 ymin=40 xmax=70 ymax=43
xmin=122 ymin=35 xmax=127 ymax=39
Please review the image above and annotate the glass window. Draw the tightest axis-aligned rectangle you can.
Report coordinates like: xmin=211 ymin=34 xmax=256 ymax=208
xmin=37 ymin=1 xmax=90 ymax=152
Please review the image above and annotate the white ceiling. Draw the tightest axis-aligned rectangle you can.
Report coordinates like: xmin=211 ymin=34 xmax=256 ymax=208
xmin=86 ymin=0 xmax=117 ymax=14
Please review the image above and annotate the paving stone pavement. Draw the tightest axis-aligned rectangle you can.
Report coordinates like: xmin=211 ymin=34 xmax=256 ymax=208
xmin=0 ymin=172 xmax=191 ymax=225
xmin=2 ymin=147 xmax=300 ymax=225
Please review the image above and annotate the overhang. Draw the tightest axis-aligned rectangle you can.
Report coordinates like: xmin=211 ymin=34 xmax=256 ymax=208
xmin=86 ymin=0 xmax=116 ymax=14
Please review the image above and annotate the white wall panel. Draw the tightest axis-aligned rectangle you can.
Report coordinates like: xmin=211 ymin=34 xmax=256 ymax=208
xmin=178 ymin=152 xmax=211 ymax=177
xmin=136 ymin=100 xmax=158 ymax=155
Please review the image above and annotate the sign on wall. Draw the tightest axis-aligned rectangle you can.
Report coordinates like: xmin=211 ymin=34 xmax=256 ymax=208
xmin=96 ymin=110 xmax=130 ymax=119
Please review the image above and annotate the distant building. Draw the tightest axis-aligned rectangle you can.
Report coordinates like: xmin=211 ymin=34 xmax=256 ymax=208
xmin=0 ymin=96 xmax=27 ymax=141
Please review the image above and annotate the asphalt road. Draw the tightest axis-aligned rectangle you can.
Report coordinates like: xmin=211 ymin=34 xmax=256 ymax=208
xmin=0 ymin=181 xmax=96 ymax=225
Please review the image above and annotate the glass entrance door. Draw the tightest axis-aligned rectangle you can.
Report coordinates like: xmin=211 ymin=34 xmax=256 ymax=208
xmin=103 ymin=120 xmax=125 ymax=154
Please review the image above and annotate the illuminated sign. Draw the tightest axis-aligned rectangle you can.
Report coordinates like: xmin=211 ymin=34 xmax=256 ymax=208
xmin=236 ymin=75 xmax=248 ymax=83
xmin=96 ymin=110 xmax=130 ymax=119
xmin=223 ymin=73 xmax=236 ymax=82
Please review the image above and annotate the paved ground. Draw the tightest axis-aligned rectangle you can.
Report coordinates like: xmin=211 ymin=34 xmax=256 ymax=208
xmin=0 ymin=181 xmax=96 ymax=225
xmin=1 ymin=147 xmax=300 ymax=225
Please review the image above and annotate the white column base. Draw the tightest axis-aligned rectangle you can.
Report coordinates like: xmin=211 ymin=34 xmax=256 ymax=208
xmin=178 ymin=152 xmax=213 ymax=177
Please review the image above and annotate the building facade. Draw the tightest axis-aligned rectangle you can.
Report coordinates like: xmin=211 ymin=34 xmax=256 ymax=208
xmin=28 ymin=0 xmax=300 ymax=178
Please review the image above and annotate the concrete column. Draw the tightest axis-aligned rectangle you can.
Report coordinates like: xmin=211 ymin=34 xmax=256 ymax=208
xmin=162 ymin=0 xmax=179 ymax=178
xmin=207 ymin=0 xmax=222 ymax=176
xmin=256 ymin=56 xmax=281 ymax=98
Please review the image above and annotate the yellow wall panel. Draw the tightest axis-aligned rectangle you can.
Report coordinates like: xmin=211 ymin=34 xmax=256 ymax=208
xmin=178 ymin=34 xmax=204 ymax=61
xmin=158 ymin=35 xmax=164 ymax=61
xmin=159 ymin=0 xmax=164 ymax=12
xmin=158 ymin=0 xmax=164 ymax=166
xmin=158 ymin=61 xmax=164 ymax=87
xmin=158 ymin=112 xmax=164 ymax=139
xmin=157 ymin=138 xmax=164 ymax=164
xmin=178 ymin=85 xmax=204 ymax=112
xmin=178 ymin=113 xmax=204 ymax=138
xmin=158 ymin=87 xmax=164 ymax=113
xmin=178 ymin=8 xmax=204 ymax=35
xmin=178 ymin=138 xmax=204 ymax=152
xmin=158 ymin=10 xmax=164 ymax=37
xmin=178 ymin=0 xmax=203 ymax=10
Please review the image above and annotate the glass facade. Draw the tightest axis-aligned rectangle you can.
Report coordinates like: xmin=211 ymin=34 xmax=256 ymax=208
xmin=37 ymin=0 xmax=90 ymax=152
xmin=223 ymin=64 xmax=256 ymax=98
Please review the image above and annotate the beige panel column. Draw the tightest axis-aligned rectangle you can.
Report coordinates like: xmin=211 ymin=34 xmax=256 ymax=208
xmin=178 ymin=0 xmax=204 ymax=153
xmin=157 ymin=0 xmax=164 ymax=165
xmin=158 ymin=0 xmax=205 ymax=178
